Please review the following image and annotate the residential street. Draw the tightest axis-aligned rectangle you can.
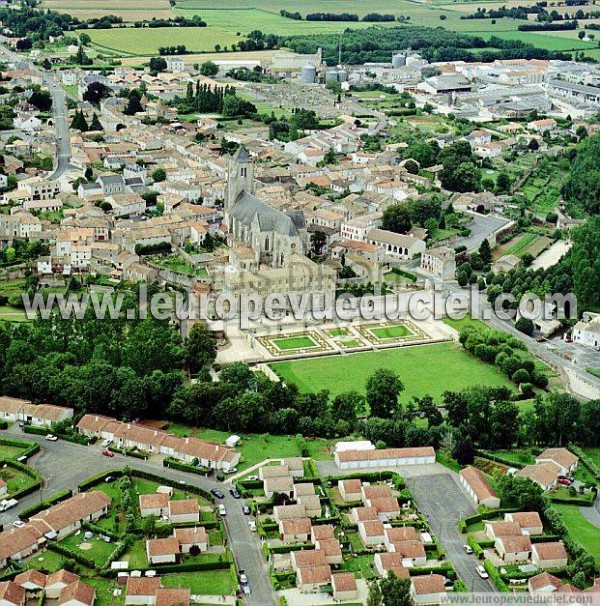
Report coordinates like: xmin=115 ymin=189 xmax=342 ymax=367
xmin=0 ymin=428 xmax=276 ymax=606
xmin=405 ymin=472 xmax=497 ymax=593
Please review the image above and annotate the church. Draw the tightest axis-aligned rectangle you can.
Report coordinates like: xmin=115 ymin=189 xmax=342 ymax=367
xmin=210 ymin=147 xmax=337 ymax=306
xmin=225 ymin=147 xmax=310 ymax=269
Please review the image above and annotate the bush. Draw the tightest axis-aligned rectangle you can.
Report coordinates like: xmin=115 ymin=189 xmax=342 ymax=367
xmin=163 ymin=457 xmax=211 ymax=476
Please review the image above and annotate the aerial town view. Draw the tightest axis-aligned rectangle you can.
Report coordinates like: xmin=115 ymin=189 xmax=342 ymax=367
xmin=0 ymin=0 xmax=599 ymax=604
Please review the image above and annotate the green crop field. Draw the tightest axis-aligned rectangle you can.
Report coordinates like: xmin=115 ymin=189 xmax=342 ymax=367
xmin=81 ymin=26 xmax=242 ymax=55
xmin=272 ymin=335 xmax=318 ymax=350
xmin=370 ymin=324 xmax=411 ymax=339
xmin=270 ymin=341 xmax=512 ymax=401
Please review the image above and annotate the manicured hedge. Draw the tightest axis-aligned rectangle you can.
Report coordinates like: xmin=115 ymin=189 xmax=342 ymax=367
xmin=549 ymin=495 xmax=594 ymax=506
xmin=78 ymin=469 xmax=125 ymax=491
xmin=108 ymin=445 xmax=147 ymax=459
xmin=484 ymin=560 xmax=509 ymax=592
xmin=19 ymin=489 xmax=73 ymax=520
xmin=0 ymin=421 xmax=8 ymax=430
xmin=129 ymin=469 xmax=213 ymax=502
xmin=0 ymin=437 xmax=39 ymax=460
xmin=460 ymin=508 xmax=519 ymax=531
xmin=103 ymin=558 xmax=231 ymax=577
xmin=410 ymin=566 xmax=456 ymax=579
xmin=22 ymin=425 xmax=48 ymax=436
xmin=163 ymin=457 xmax=211 ymax=476
xmin=3 ymin=459 xmax=43 ymax=500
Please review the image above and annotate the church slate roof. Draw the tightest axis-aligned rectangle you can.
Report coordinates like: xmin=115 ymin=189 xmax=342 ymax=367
xmin=231 ymin=191 xmax=304 ymax=237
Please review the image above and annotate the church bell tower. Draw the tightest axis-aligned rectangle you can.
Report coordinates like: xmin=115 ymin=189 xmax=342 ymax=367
xmin=225 ymin=146 xmax=254 ymax=210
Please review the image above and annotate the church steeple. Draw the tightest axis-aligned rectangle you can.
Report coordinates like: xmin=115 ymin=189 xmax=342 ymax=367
xmin=225 ymin=146 xmax=253 ymax=209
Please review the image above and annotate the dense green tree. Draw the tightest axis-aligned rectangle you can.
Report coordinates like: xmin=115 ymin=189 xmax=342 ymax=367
xmin=200 ymin=61 xmax=219 ymax=76
xmin=366 ymin=368 xmax=404 ymax=418
xmin=381 ymin=205 xmax=412 ymax=234
xmin=183 ymin=323 xmax=217 ymax=375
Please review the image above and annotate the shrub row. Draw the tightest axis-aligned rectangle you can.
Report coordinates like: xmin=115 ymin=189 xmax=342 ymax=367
xmin=484 ymin=560 xmax=509 ymax=591
xmin=460 ymin=508 xmax=519 ymax=531
xmin=410 ymin=565 xmax=456 ymax=579
xmin=22 ymin=425 xmax=48 ymax=436
xmin=548 ymin=495 xmax=594 ymax=506
xmin=108 ymin=445 xmax=148 ymax=460
xmin=19 ymin=489 xmax=73 ymax=520
xmin=79 ymin=469 xmax=125 ymax=491
xmin=129 ymin=469 xmax=214 ymax=502
xmin=0 ymin=421 xmax=8 ymax=430
xmin=163 ymin=457 xmax=211 ymax=476
xmin=3 ymin=459 xmax=43 ymax=501
xmin=81 ymin=520 xmax=121 ymax=541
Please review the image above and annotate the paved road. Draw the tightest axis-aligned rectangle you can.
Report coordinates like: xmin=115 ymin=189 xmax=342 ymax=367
xmin=405 ymin=473 xmax=497 ymax=593
xmin=0 ymin=42 xmax=71 ymax=180
xmin=0 ymin=428 xmax=276 ymax=606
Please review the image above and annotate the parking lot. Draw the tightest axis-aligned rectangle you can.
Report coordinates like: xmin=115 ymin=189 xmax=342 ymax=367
xmin=405 ymin=472 xmax=497 ymax=593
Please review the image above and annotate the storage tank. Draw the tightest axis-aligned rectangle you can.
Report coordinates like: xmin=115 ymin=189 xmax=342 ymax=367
xmin=406 ymin=55 xmax=420 ymax=66
xmin=392 ymin=53 xmax=407 ymax=68
xmin=325 ymin=70 xmax=339 ymax=82
xmin=300 ymin=64 xmax=316 ymax=84
xmin=337 ymin=69 xmax=348 ymax=82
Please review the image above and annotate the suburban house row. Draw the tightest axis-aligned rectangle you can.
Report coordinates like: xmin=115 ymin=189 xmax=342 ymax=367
xmin=0 ymin=491 xmax=111 ymax=569
xmin=76 ymin=414 xmax=240 ymax=471
xmin=0 ymin=396 xmax=73 ymax=427
xmin=333 ymin=443 xmax=436 ymax=470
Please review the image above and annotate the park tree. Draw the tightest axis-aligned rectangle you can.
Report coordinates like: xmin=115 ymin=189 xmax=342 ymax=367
xmin=200 ymin=61 xmax=219 ymax=76
xmin=498 ymin=474 xmax=546 ymax=512
xmin=149 ymin=57 xmax=168 ymax=72
xmin=183 ymin=323 xmax=217 ymax=375
xmin=83 ymin=81 xmax=112 ymax=106
xmin=382 ymin=204 xmax=412 ymax=234
xmin=219 ymin=362 xmax=255 ymax=391
xmin=151 ymin=168 xmax=166 ymax=183
xmin=366 ymin=368 xmax=404 ymax=418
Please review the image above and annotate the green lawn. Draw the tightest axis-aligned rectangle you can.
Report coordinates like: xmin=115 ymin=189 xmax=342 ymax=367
xmin=26 ymin=550 xmax=65 ymax=573
xmin=329 ymin=328 xmax=349 ymax=337
xmin=581 ymin=448 xmax=600 ymax=469
xmin=162 ymin=570 xmax=235 ymax=595
xmin=370 ymin=325 xmax=410 ymax=339
xmin=0 ymin=442 xmax=31 ymax=459
xmin=587 ymin=368 xmax=600 ymax=380
xmin=442 ymin=314 xmax=490 ymax=333
xmin=166 ymin=425 xmax=334 ymax=468
xmin=270 ymin=342 xmax=512 ymax=401
xmin=60 ymin=533 xmax=118 ymax=567
xmin=272 ymin=335 xmax=318 ymax=351
xmin=0 ymin=465 xmax=38 ymax=496
xmin=552 ymin=504 xmax=600 ymax=565
xmin=342 ymin=554 xmax=376 ymax=579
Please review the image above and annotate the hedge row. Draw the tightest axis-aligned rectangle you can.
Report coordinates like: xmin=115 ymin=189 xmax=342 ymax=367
xmin=108 ymin=445 xmax=148 ymax=460
xmin=4 ymin=459 xmax=43 ymax=500
xmin=484 ymin=560 xmax=509 ymax=592
xmin=549 ymin=495 xmax=594 ymax=506
xmin=163 ymin=457 xmax=211 ymax=476
xmin=0 ymin=421 xmax=8 ymax=430
xmin=476 ymin=451 xmax=526 ymax=469
xmin=410 ymin=565 xmax=456 ymax=579
xmin=81 ymin=520 xmax=121 ymax=541
xmin=128 ymin=469 xmax=213 ymax=502
xmin=0 ymin=437 xmax=40 ymax=460
xmin=103 ymin=558 xmax=231 ymax=577
xmin=19 ymin=489 xmax=73 ymax=520
xmin=460 ymin=508 xmax=519 ymax=531
xmin=22 ymin=425 xmax=49 ymax=437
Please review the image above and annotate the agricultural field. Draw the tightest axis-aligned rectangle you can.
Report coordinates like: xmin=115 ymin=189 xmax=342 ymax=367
xmin=494 ymin=232 xmax=552 ymax=259
xmin=81 ymin=26 xmax=241 ymax=56
xmin=270 ymin=341 xmax=513 ymax=401
xmin=40 ymin=0 xmax=600 ymax=60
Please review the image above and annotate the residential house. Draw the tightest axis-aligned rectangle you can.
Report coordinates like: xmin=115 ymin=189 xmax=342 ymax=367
xmin=273 ymin=504 xmax=307 ymax=524
xmin=535 ymin=449 xmax=578 ymax=476
xmin=495 ymin=535 xmax=532 ymax=563
xmin=167 ymin=499 xmax=199 ymax=524
xmin=0 ymin=526 xmax=43 ymax=570
xmin=331 ymin=573 xmax=358 ymax=603
xmin=358 ymin=520 xmax=385 ymax=546
xmin=259 ymin=465 xmax=291 ymax=481
xmin=311 ymin=525 xmax=335 ymax=544
xmin=373 ymin=553 xmax=410 ymax=579
xmin=420 ymin=247 xmax=456 ymax=280
xmin=279 ymin=518 xmax=312 ymax=543
xmin=0 ymin=397 xmax=31 ymax=423
xmin=410 ymin=574 xmax=446 ymax=605
xmin=173 ymin=527 xmax=208 ymax=554
xmin=338 ymin=480 xmax=362 ymax=503
xmin=290 ymin=549 xmax=329 ymax=572
xmin=316 ymin=538 xmax=343 ymax=566
xmin=56 ymin=580 xmax=96 ymax=606
xmin=45 ymin=571 xmax=80 ymax=599
xmin=155 ymin=588 xmax=190 ymax=606
xmin=0 ymin=582 xmax=25 ymax=606
xmin=139 ymin=493 xmax=170 ymax=518
xmin=350 ymin=507 xmax=379 ymax=524
xmin=532 ymin=542 xmax=568 ymax=570
xmin=528 ymin=572 xmax=563 ymax=595
xmin=504 ymin=512 xmax=543 ymax=536
xmin=282 ymin=458 xmax=304 ymax=479
xmin=125 ymin=578 xmax=161 ymax=605
xmin=517 ymin=462 xmax=561 ymax=491
xmin=384 ymin=527 xmax=419 ymax=551
xmin=365 ymin=228 xmax=426 ymax=260
xmin=297 ymin=495 xmax=322 ymax=518
xmin=146 ymin=537 xmax=180 ymax=565
xmin=390 ymin=541 xmax=427 ymax=567
xmin=459 ymin=467 xmax=501 ymax=509
xmin=13 ymin=570 xmax=46 ymax=596
xmin=263 ymin=475 xmax=294 ymax=499
xmin=296 ymin=566 xmax=331 ymax=594
xmin=485 ymin=521 xmax=521 ymax=541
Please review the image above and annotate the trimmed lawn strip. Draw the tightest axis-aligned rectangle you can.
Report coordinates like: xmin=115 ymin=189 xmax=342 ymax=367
xmin=272 ymin=336 xmax=318 ymax=350
xmin=552 ymin=504 xmax=600 ymax=565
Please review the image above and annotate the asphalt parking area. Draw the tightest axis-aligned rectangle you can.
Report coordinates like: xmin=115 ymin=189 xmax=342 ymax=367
xmin=405 ymin=473 xmax=497 ymax=593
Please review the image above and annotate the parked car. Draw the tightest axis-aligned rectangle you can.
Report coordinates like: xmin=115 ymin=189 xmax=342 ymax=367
xmin=239 ymin=571 xmax=248 ymax=584
xmin=101 ymin=439 xmax=112 ymax=447
xmin=242 ymin=585 xmax=250 ymax=596
xmin=230 ymin=489 xmax=241 ymax=499
xmin=248 ymin=520 xmax=256 ymax=532
xmin=45 ymin=434 xmax=58 ymax=441
xmin=13 ymin=520 xmax=26 ymax=528
xmin=218 ymin=504 xmax=227 ymax=516
xmin=102 ymin=449 xmax=114 ymax=457
xmin=476 ymin=565 xmax=489 ymax=579
xmin=0 ymin=499 xmax=18 ymax=512
xmin=224 ymin=467 xmax=238 ymax=475
xmin=211 ymin=489 xmax=225 ymax=499
xmin=558 ymin=477 xmax=572 ymax=486
xmin=246 ymin=475 xmax=259 ymax=481
xmin=463 ymin=545 xmax=474 ymax=554
xmin=242 ymin=505 xmax=251 ymax=515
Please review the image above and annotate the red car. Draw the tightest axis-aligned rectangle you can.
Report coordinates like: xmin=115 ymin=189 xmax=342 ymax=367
xmin=558 ymin=477 xmax=572 ymax=486
xmin=102 ymin=449 xmax=114 ymax=457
